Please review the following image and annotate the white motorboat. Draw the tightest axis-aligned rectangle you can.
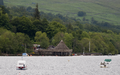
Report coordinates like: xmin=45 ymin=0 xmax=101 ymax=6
xmin=16 ymin=60 xmax=27 ymax=70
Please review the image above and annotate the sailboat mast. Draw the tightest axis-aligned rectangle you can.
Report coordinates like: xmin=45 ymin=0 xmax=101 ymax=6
xmin=89 ymin=41 xmax=90 ymax=52
xmin=25 ymin=43 xmax=26 ymax=53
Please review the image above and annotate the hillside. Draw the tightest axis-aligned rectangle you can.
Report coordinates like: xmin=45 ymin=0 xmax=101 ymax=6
xmin=4 ymin=0 xmax=120 ymax=25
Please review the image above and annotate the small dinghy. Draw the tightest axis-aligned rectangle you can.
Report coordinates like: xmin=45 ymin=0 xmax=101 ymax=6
xmin=100 ymin=62 xmax=107 ymax=68
xmin=16 ymin=60 xmax=27 ymax=70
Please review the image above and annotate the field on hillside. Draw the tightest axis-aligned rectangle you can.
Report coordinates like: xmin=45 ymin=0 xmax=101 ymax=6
xmin=4 ymin=0 xmax=120 ymax=25
xmin=0 ymin=55 xmax=120 ymax=75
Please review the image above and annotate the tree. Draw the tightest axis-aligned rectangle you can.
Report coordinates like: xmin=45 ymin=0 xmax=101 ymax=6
xmin=52 ymin=18 xmax=63 ymax=24
xmin=0 ymin=28 xmax=32 ymax=54
xmin=0 ymin=50 xmax=1 ymax=55
xmin=0 ymin=5 xmax=12 ymax=19
xmin=46 ymin=21 xmax=66 ymax=39
xmin=78 ymin=11 xmax=86 ymax=17
xmin=35 ymin=31 xmax=49 ymax=48
xmin=16 ymin=33 xmax=32 ymax=53
xmin=108 ymin=43 xmax=117 ymax=55
xmin=34 ymin=3 xmax=40 ymax=20
xmin=81 ymin=31 xmax=90 ymax=39
xmin=106 ymin=30 xmax=114 ymax=34
xmin=0 ymin=5 xmax=10 ymax=14
xmin=26 ymin=6 xmax=32 ymax=12
xmin=89 ymin=32 xmax=109 ymax=54
xmin=0 ymin=31 xmax=17 ymax=54
xmin=0 ymin=28 xmax=6 ymax=53
xmin=11 ymin=26 xmax=17 ymax=33
xmin=64 ymin=33 xmax=74 ymax=49
xmin=91 ymin=38 xmax=108 ymax=54
xmin=33 ymin=19 xmax=42 ymax=31
xmin=82 ymin=17 xmax=86 ymax=21
xmin=0 ymin=27 xmax=7 ymax=35
xmin=42 ymin=18 xmax=49 ymax=32
xmin=75 ymin=29 xmax=83 ymax=40
xmin=56 ymin=14 xmax=64 ymax=20
xmin=72 ymin=38 xmax=82 ymax=53
xmin=66 ymin=23 xmax=73 ymax=33
xmin=52 ymin=32 xmax=65 ymax=46
xmin=80 ymin=38 xmax=91 ymax=53
xmin=11 ymin=16 xmax=36 ymax=39
xmin=74 ymin=21 xmax=83 ymax=29
xmin=0 ymin=11 xmax=11 ymax=30
xmin=52 ymin=32 xmax=74 ymax=49
xmin=115 ymin=42 xmax=120 ymax=54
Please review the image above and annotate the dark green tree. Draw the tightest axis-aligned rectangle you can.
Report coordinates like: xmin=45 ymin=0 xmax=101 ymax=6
xmin=75 ymin=29 xmax=83 ymax=40
xmin=66 ymin=23 xmax=73 ymax=33
xmin=46 ymin=21 xmax=66 ymax=39
xmin=11 ymin=16 xmax=36 ymax=39
xmin=82 ymin=17 xmax=86 ymax=21
xmin=42 ymin=18 xmax=49 ymax=32
xmin=33 ymin=19 xmax=42 ymax=31
xmin=34 ymin=3 xmax=40 ymax=20
xmin=52 ymin=18 xmax=63 ymax=24
xmin=75 ymin=21 xmax=83 ymax=29
xmin=26 ymin=6 xmax=32 ymax=12
xmin=0 ymin=5 xmax=10 ymax=14
xmin=72 ymin=38 xmax=82 ymax=53
xmin=108 ymin=43 xmax=117 ymax=55
xmin=78 ymin=11 xmax=86 ymax=17
xmin=0 ymin=11 xmax=11 ymax=30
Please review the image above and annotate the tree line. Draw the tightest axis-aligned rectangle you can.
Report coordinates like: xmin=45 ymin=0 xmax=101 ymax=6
xmin=0 ymin=5 xmax=120 ymax=55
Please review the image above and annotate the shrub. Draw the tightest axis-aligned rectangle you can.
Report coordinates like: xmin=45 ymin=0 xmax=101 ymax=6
xmin=78 ymin=11 xmax=86 ymax=17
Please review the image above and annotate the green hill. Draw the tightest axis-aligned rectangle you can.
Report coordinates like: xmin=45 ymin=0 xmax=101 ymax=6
xmin=4 ymin=0 xmax=120 ymax=25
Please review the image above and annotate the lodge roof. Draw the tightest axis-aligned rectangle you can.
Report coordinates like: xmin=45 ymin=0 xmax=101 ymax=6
xmin=37 ymin=40 xmax=72 ymax=52
xmin=54 ymin=40 xmax=69 ymax=50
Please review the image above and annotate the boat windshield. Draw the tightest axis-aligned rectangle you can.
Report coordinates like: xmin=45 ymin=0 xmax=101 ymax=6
xmin=19 ymin=63 xmax=24 ymax=65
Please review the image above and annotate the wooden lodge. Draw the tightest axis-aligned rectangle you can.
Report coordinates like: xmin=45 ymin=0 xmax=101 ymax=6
xmin=34 ymin=40 xmax=72 ymax=56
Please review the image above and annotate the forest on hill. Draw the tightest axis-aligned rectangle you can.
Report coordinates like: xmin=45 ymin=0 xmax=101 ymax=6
xmin=0 ymin=2 xmax=120 ymax=55
xmin=3 ymin=0 xmax=120 ymax=25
